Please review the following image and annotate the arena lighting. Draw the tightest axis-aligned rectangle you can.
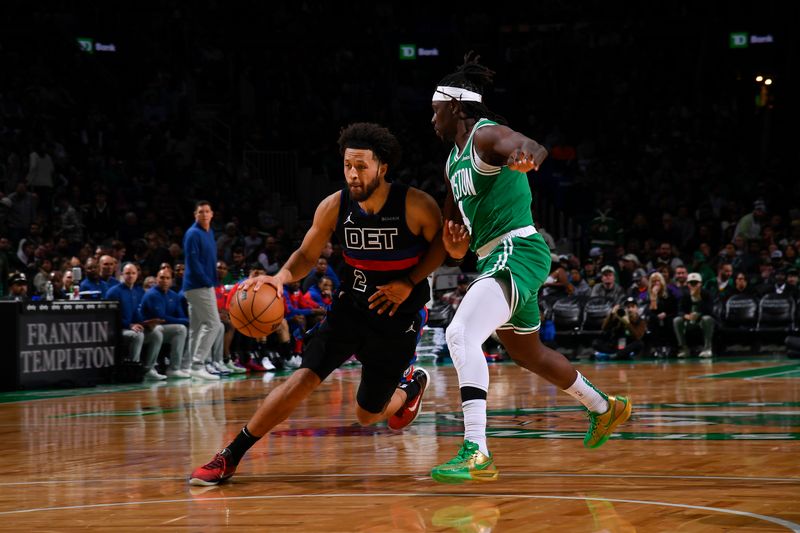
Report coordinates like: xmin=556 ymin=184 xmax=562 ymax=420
xmin=755 ymin=75 xmax=763 ymax=82
xmin=764 ymin=78 xmax=773 ymax=85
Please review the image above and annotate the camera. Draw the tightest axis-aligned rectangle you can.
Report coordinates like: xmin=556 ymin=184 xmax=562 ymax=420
xmin=616 ymin=308 xmax=626 ymax=317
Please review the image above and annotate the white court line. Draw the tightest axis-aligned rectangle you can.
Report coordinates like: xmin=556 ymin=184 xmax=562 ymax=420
xmin=0 ymin=492 xmax=796 ymax=531
xmin=746 ymin=369 xmax=800 ymax=379
xmin=0 ymin=472 xmax=797 ymax=487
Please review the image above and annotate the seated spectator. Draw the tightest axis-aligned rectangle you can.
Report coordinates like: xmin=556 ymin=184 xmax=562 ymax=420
xmin=32 ymin=257 xmax=54 ymax=296
xmin=569 ymin=267 xmax=591 ymax=298
xmin=618 ymin=253 xmax=641 ymax=289
xmin=787 ymin=269 xmax=799 ymax=292
xmin=142 ymin=276 xmax=157 ymax=290
xmin=628 ymin=270 xmax=649 ymax=303
xmin=647 ymin=242 xmax=684 ymax=272
xmin=590 ymin=265 xmax=625 ymax=303
xmin=704 ymin=262 xmax=734 ymax=303
xmin=646 ymin=272 xmax=677 ymax=356
xmin=592 ymin=297 xmax=646 ymax=360
xmin=306 ymin=275 xmax=334 ymax=311
xmin=668 ymin=265 xmax=688 ymax=299
xmin=99 ymin=255 xmax=120 ymax=293
xmin=78 ymin=257 xmax=106 ymax=300
xmin=49 ymin=270 xmax=68 ymax=300
xmin=173 ymin=261 xmax=185 ymax=290
xmin=302 ymin=256 xmax=340 ymax=292
xmin=728 ymin=271 xmax=754 ymax=300
xmin=140 ymin=267 xmax=191 ymax=379
xmin=106 ymin=263 xmax=165 ymax=380
xmin=1 ymin=272 xmax=29 ymax=301
xmin=673 ymin=272 xmax=714 ymax=358
xmin=228 ymin=247 xmax=248 ymax=282
xmin=759 ymin=269 xmax=799 ymax=299
xmin=61 ymin=268 xmax=77 ymax=299
xmin=582 ymin=260 xmax=598 ymax=288
xmin=542 ymin=254 xmax=574 ymax=303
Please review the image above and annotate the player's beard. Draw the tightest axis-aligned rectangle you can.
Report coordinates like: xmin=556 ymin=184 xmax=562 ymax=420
xmin=349 ymin=173 xmax=381 ymax=202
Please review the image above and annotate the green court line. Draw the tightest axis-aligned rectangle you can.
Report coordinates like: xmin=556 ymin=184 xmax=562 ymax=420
xmin=698 ymin=363 xmax=800 ymax=379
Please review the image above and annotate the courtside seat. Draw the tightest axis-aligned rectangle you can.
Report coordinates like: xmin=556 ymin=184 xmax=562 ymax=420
xmin=552 ymin=296 xmax=582 ymax=337
xmin=756 ymin=293 xmax=797 ymax=333
xmin=579 ymin=296 xmax=613 ymax=337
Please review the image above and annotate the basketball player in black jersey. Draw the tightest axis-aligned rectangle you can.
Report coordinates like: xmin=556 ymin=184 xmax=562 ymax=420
xmin=190 ymin=123 xmax=445 ymax=486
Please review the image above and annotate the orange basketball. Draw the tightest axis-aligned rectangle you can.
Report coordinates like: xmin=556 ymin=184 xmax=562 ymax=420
xmin=228 ymin=284 xmax=284 ymax=338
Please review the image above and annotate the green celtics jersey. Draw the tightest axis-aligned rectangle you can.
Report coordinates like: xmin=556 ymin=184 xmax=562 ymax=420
xmin=446 ymin=118 xmax=535 ymax=252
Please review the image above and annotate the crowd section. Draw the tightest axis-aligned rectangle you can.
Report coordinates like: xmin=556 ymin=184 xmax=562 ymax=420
xmin=1 ymin=3 xmax=797 ymax=370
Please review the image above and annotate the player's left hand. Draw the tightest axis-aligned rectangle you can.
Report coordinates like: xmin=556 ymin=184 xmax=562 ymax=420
xmin=507 ymin=148 xmax=540 ymax=172
xmin=369 ymin=279 xmax=413 ymax=316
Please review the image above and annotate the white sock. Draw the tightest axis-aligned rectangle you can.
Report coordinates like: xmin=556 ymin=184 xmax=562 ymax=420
xmin=463 ymin=399 xmax=489 ymax=456
xmin=563 ymin=371 xmax=609 ymax=413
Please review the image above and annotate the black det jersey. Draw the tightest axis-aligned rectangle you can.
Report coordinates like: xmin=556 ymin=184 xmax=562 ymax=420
xmin=335 ymin=183 xmax=431 ymax=318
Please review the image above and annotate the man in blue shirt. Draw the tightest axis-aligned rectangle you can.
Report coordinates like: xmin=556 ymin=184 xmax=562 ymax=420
xmin=79 ymin=257 xmax=106 ymax=300
xmin=140 ymin=267 xmax=191 ymax=379
xmin=182 ymin=200 xmax=223 ymax=381
xmin=106 ymin=262 xmax=165 ymax=380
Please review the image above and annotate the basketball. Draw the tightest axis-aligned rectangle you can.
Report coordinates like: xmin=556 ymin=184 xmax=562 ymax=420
xmin=228 ymin=283 xmax=284 ymax=338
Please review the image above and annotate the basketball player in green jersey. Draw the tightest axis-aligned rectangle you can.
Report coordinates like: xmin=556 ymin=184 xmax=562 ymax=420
xmin=429 ymin=54 xmax=632 ymax=483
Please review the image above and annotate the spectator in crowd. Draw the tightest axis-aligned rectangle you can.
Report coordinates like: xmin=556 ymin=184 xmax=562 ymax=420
xmin=618 ymin=253 xmax=641 ymax=289
xmin=84 ymin=191 xmax=115 ymax=243
xmin=182 ymin=200 xmax=223 ymax=381
xmin=111 ymin=240 xmax=126 ymax=276
xmin=590 ymin=265 xmax=625 ymax=303
xmin=99 ymin=255 xmax=120 ymax=293
xmin=61 ymin=268 xmax=77 ymax=299
xmin=760 ymin=269 xmax=799 ymax=299
xmin=79 ymin=256 xmax=106 ymax=299
xmin=582 ymin=260 xmax=598 ymax=288
xmin=753 ymin=260 xmax=774 ymax=293
xmin=32 ymin=257 xmax=54 ymax=295
xmin=628 ymin=270 xmax=649 ymax=304
xmin=592 ymin=297 xmax=646 ymax=360
xmin=647 ymin=242 xmax=684 ymax=272
xmin=542 ymin=254 xmax=574 ymax=303
xmin=140 ymin=267 xmax=191 ymax=379
xmin=668 ymin=265 xmax=688 ymax=299
xmin=228 ymin=246 xmax=248 ymax=282
xmin=216 ymin=222 xmax=241 ymax=263
xmin=26 ymin=142 xmax=55 ymax=208
xmin=56 ymin=195 xmax=83 ymax=250
xmin=646 ymin=272 xmax=677 ymax=357
xmin=6 ymin=182 xmax=37 ymax=244
xmin=256 ymin=234 xmax=282 ymax=274
xmin=49 ymin=270 xmax=67 ymax=300
xmin=217 ymin=259 xmax=237 ymax=285
xmin=704 ymin=262 xmax=734 ymax=303
xmin=142 ymin=276 xmax=157 ymax=290
xmin=734 ymin=200 xmax=767 ymax=240
xmin=306 ymin=275 xmax=334 ymax=312
xmin=172 ymin=262 xmax=185 ymax=290
xmin=302 ymin=256 xmax=339 ymax=292
xmin=106 ymin=263 xmax=165 ymax=380
xmin=728 ymin=271 xmax=753 ymax=300
xmin=441 ymin=273 xmax=471 ymax=311
xmin=1 ymin=272 xmax=28 ymax=301
xmin=569 ymin=267 xmax=591 ymax=298
xmin=673 ymin=272 xmax=714 ymax=358
xmin=243 ymin=226 xmax=263 ymax=260
xmin=787 ymin=269 xmax=799 ymax=291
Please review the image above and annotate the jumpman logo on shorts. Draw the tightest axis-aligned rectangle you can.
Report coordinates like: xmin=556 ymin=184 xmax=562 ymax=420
xmin=344 ymin=212 xmax=354 ymax=225
xmin=405 ymin=322 xmax=416 ymax=334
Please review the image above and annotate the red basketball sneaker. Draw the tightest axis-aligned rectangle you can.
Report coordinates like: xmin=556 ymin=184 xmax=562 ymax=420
xmin=189 ymin=449 xmax=237 ymax=486
xmin=388 ymin=368 xmax=430 ymax=430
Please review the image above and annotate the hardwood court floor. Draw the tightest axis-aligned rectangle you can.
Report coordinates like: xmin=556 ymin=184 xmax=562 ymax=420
xmin=0 ymin=357 xmax=798 ymax=531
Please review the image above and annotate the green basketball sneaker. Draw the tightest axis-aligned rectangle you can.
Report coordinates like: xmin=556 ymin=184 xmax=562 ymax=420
xmin=584 ymin=395 xmax=632 ymax=449
xmin=430 ymin=440 xmax=499 ymax=484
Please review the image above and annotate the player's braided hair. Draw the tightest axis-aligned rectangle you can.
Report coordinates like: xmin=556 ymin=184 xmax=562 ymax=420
xmin=338 ymin=122 xmax=402 ymax=169
xmin=438 ymin=52 xmax=508 ymax=125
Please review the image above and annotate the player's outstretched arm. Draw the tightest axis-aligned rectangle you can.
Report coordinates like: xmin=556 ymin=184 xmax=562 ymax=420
xmin=243 ymin=193 xmax=339 ymax=298
xmin=473 ymin=125 xmax=548 ymax=173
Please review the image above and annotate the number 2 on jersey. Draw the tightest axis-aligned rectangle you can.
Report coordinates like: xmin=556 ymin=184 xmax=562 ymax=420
xmin=352 ymin=269 xmax=367 ymax=292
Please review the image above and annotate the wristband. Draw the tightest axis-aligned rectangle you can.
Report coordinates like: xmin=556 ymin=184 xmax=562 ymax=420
xmin=445 ymin=254 xmax=465 ymax=266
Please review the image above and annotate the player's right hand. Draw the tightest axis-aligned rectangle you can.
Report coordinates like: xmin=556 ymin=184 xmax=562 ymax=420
xmin=241 ymin=275 xmax=284 ymax=298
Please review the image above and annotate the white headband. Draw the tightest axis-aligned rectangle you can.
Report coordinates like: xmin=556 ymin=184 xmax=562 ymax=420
xmin=432 ymin=85 xmax=483 ymax=103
